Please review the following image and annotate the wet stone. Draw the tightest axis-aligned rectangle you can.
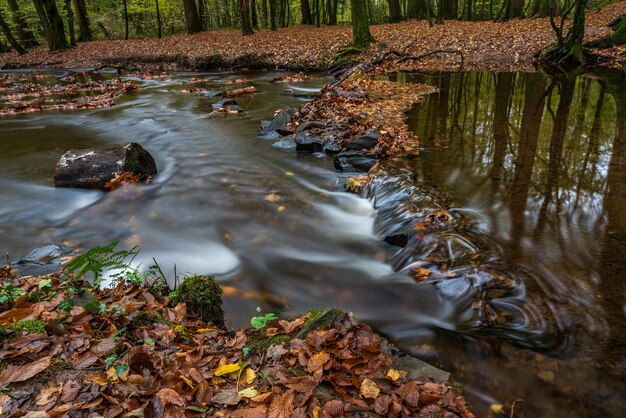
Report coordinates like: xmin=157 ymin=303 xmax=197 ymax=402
xmin=297 ymin=121 xmax=326 ymax=132
xmin=18 ymin=244 xmax=72 ymax=265
xmin=260 ymin=108 xmax=294 ymax=135
xmin=212 ymin=98 xmax=238 ymax=109
xmin=334 ymin=151 xmax=378 ymax=172
xmin=345 ymin=132 xmax=379 ymax=150
xmin=323 ymin=142 xmax=343 ymax=155
xmin=272 ymin=137 xmax=297 ymax=149
xmin=295 ymin=132 xmax=325 ymax=153
xmin=53 ymin=143 xmax=157 ymax=190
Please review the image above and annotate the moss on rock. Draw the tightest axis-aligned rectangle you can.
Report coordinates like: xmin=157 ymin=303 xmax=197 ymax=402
xmin=172 ymin=275 xmax=224 ymax=326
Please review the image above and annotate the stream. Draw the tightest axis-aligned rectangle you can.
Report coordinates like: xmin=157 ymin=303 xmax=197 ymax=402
xmin=0 ymin=69 xmax=624 ymax=417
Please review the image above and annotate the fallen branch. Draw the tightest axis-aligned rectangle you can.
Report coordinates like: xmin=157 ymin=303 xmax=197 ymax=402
xmin=396 ymin=49 xmax=465 ymax=71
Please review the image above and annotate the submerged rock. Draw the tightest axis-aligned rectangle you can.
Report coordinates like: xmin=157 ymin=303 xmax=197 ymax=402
xmin=334 ymin=151 xmax=378 ymax=172
xmin=54 ymin=143 xmax=157 ymax=190
xmin=260 ymin=108 xmax=294 ymax=136
xmin=212 ymin=98 xmax=238 ymax=109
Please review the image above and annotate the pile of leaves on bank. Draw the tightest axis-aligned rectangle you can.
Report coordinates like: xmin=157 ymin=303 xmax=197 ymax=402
xmin=288 ymin=74 xmax=436 ymax=158
xmin=0 ymin=257 xmax=473 ymax=417
xmin=0 ymin=72 xmax=138 ymax=116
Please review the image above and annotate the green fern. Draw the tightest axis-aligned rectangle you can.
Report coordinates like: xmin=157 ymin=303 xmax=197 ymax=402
xmin=63 ymin=241 xmax=140 ymax=289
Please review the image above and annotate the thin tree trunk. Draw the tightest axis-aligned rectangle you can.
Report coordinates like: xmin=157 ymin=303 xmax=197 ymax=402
xmin=198 ymin=0 xmax=206 ymax=29
xmin=7 ymin=0 xmax=38 ymax=47
xmin=65 ymin=0 xmax=76 ymax=46
xmin=123 ymin=0 xmax=129 ymax=39
xmin=0 ymin=9 xmax=26 ymax=54
xmin=72 ymin=0 xmax=92 ymax=41
xmin=155 ymin=0 xmax=162 ymax=38
xmin=269 ymin=0 xmax=277 ymax=29
xmin=262 ymin=0 xmax=268 ymax=27
xmin=240 ymin=0 xmax=254 ymax=34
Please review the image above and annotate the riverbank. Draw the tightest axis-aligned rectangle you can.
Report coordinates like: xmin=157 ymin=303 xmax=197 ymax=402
xmin=1 ymin=1 xmax=624 ymax=73
xmin=0 ymin=264 xmax=473 ymax=417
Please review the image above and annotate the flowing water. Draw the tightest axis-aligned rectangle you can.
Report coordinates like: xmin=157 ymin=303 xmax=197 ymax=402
xmin=0 ymin=69 xmax=624 ymax=417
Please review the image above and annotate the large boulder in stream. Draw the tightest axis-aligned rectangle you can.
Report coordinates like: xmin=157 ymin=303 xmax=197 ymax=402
xmin=54 ymin=143 xmax=157 ymax=190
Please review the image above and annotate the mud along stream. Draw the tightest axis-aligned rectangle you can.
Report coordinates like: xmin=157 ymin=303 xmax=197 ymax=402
xmin=1 ymin=69 xmax=624 ymax=417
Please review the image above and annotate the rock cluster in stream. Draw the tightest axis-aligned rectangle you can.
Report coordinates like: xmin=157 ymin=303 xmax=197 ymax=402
xmin=259 ymin=108 xmax=380 ymax=172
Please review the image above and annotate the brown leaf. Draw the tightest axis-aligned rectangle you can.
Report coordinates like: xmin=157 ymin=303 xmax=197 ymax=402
xmin=155 ymin=388 xmax=184 ymax=407
xmin=401 ymin=381 xmax=421 ymax=408
xmin=268 ymin=390 xmax=295 ymax=418
xmin=211 ymin=388 xmax=242 ymax=405
xmin=284 ymin=375 xmax=320 ymax=393
xmin=307 ymin=351 xmax=331 ymax=373
xmin=90 ymin=338 xmax=117 ymax=356
xmin=0 ymin=356 xmax=51 ymax=386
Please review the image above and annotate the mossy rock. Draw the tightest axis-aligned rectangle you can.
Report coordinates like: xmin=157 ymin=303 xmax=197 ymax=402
xmin=293 ymin=308 xmax=350 ymax=340
xmin=172 ymin=275 xmax=224 ymax=326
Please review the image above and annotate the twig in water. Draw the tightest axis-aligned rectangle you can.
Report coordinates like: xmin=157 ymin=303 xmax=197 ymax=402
xmin=510 ymin=399 xmax=524 ymax=418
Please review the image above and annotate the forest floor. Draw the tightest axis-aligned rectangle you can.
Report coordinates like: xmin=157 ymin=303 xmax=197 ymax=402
xmin=1 ymin=1 xmax=625 ymax=73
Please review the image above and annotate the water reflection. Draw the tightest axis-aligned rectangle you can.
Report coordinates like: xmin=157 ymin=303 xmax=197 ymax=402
xmin=398 ymin=70 xmax=625 ymax=417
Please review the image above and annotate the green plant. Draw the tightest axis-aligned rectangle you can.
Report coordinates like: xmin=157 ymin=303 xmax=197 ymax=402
xmin=8 ymin=320 xmax=46 ymax=334
xmin=63 ymin=241 xmax=140 ymax=289
xmin=250 ymin=307 xmax=278 ymax=330
xmin=0 ymin=284 xmax=25 ymax=305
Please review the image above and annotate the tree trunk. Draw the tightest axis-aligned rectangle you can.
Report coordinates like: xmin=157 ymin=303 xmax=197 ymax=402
xmin=352 ymin=0 xmax=375 ymax=48
xmin=251 ymin=0 xmax=258 ymax=28
xmin=240 ymin=0 xmax=254 ymax=35
xmin=123 ymin=0 xmax=129 ymax=39
xmin=301 ymin=0 xmax=313 ymax=24
xmin=32 ymin=0 xmax=70 ymax=51
xmin=65 ymin=0 xmax=76 ymax=46
xmin=183 ymin=0 xmax=203 ymax=33
xmin=0 ymin=9 xmax=26 ymax=54
xmin=442 ymin=0 xmax=456 ymax=19
xmin=198 ymin=0 xmax=206 ymax=29
xmin=406 ymin=0 xmax=427 ymax=19
xmin=261 ymin=0 xmax=268 ymax=27
xmin=388 ymin=0 xmax=401 ymax=22
xmin=505 ymin=0 xmax=524 ymax=19
xmin=7 ymin=0 xmax=38 ymax=47
xmin=542 ymin=0 xmax=588 ymax=66
xmin=72 ymin=0 xmax=92 ymax=41
xmin=269 ymin=0 xmax=277 ymax=30
xmin=155 ymin=0 xmax=162 ymax=38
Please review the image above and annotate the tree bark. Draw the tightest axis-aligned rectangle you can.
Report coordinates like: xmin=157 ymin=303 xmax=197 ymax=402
xmin=388 ymin=0 xmax=401 ymax=22
xmin=301 ymin=0 xmax=313 ymax=24
xmin=183 ymin=0 xmax=203 ymax=33
xmin=32 ymin=0 xmax=70 ymax=51
xmin=0 ymin=9 xmax=26 ymax=54
xmin=123 ymin=0 xmax=129 ymax=39
xmin=269 ymin=0 xmax=277 ymax=30
xmin=7 ymin=0 xmax=38 ymax=47
xmin=155 ymin=0 xmax=162 ymax=38
xmin=240 ymin=0 xmax=254 ymax=35
xmin=72 ymin=0 xmax=92 ymax=41
xmin=505 ymin=0 xmax=524 ymax=19
xmin=65 ymin=0 xmax=76 ymax=46
xmin=352 ymin=0 xmax=375 ymax=48
xmin=406 ymin=0 xmax=427 ymax=19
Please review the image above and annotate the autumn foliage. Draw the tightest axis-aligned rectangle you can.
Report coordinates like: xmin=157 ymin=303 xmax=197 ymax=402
xmin=0 ymin=263 xmax=473 ymax=417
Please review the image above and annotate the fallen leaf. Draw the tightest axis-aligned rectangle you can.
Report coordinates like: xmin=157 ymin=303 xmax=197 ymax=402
xmin=214 ymin=363 xmax=240 ymax=376
xmin=0 ymin=356 xmax=51 ymax=386
xmin=360 ymin=378 xmax=380 ymax=399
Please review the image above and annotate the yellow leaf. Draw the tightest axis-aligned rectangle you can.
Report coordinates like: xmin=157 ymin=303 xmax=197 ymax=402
xmin=360 ymin=378 xmax=380 ymax=399
xmin=89 ymin=375 xmax=109 ymax=386
xmin=197 ymin=327 xmax=217 ymax=333
xmin=386 ymin=368 xmax=404 ymax=382
xmin=215 ymin=363 xmax=240 ymax=376
xmin=181 ymin=375 xmax=194 ymax=389
xmin=312 ymin=406 xmax=321 ymax=418
xmin=238 ymin=387 xmax=258 ymax=398
xmin=490 ymin=403 xmax=504 ymax=414
xmin=244 ymin=368 xmax=256 ymax=385
xmin=277 ymin=205 xmax=285 ymax=212
xmin=212 ymin=376 xmax=226 ymax=384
